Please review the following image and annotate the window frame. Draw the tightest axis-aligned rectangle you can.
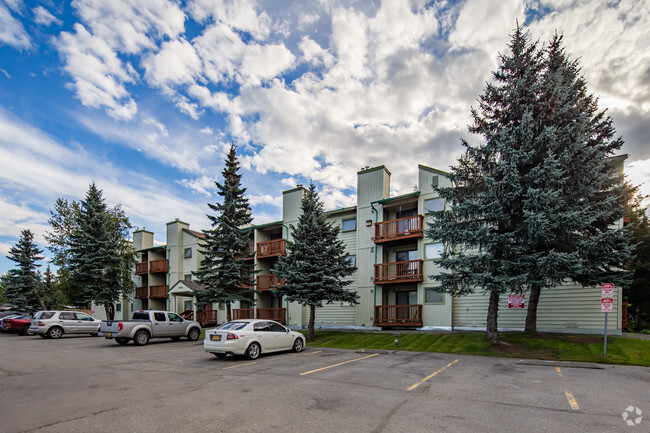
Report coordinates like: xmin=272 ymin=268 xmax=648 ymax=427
xmin=425 ymin=242 xmax=444 ymax=260
xmin=424 ymin=197 xmax=445 ymax=213
xmin=341 ymin=218 xmax=357 ymax=232
xmin=424 ymin=288 xmax=445 ymax=304
xmin=184 ymin=247 xmax=192 ymax=259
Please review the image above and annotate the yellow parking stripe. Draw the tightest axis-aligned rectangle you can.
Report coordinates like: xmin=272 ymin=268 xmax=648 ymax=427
xmin=300 ymin=353 xmax=379 ymax=376
xmin=565 ymin=391 xmax=580 ymax=411
xmin=223 ymin=362 xmax=257 ymax=370
xmin=555 ymin=367 xmax=563 ymax=377
xmin=305 ymin=350 xmax=322 ymax=355
xmin=407 ymin=359 xmax=459 ymax=391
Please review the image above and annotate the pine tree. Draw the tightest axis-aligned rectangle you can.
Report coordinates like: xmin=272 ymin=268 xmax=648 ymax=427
xmin=427 ymin=25 xmax=631 ymax=342
xmin=625 ymin=197 xmax=650 ymax=330
xmin=194 ymin=145 xmax=255 ymax=321
xmin=66 ymin=183 xmax=135 ymax=319
xmin=3 ymin=229 xmax=46 ymax=311
xmin=273 ymin=184 xmax=357 ymax=340
xmin=427 ymin=25 xmax=543 ymax=343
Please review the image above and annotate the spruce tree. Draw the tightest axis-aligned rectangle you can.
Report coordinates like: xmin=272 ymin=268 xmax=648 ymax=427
xmin=273 ymin=184 xmax=357 ymax=340
xmin=625 ymin=197 xmax=650 ymax=330
xmin=427 ymin=25 xmax=543 ymax=343
xmin=66 ymin=183 xmax=135 ymax=319
xmin=3 ymin=229 xmax=46 ymax=311
xmin=194 ymin=145 xmax=255 ymax=322
xmin=427 ymin=25 xmax=631 ymax=342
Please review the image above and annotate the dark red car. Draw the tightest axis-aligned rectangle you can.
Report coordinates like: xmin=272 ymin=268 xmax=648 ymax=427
xmin=2 ymin=315 xmax=34 ymax=335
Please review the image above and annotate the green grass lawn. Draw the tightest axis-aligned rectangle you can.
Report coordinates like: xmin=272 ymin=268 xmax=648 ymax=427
xmin=305 ymin=331 xmax=650 ymax=367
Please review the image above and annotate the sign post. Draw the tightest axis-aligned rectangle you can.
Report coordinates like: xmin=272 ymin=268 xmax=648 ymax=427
xmin=601 ymin=283 xmax=614 ymax=356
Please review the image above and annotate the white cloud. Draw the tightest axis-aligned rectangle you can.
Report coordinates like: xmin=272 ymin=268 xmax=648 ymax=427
xmin=248 ymin=193 xmax=279 ymax=206
xmin=143 ymin=38 xmax=202 ymax=87
xmin=33 ymin=6 xmax=62 ymax=27
xmin=187 ymin=0 xmax=272 ymax=40
xmin=0 ymin=4 xmax=31 ymax=49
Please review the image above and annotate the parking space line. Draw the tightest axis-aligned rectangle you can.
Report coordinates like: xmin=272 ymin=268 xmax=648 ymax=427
xmin=223 ymin=361 xmax=257 ymax=370
xmin=565 ymin=391 xmax=580 ymax=411
xmin=305 ymin=350 xmax=322 ymax=355
xmin=407 ymin=359 xmax=459 ymax=391
xmin=555 ymin=367 xmax=563 ymax=377
xmin=300 ymin=353 xmax=379 ymax=376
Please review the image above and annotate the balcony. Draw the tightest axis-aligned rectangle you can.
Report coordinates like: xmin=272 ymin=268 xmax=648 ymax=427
xmin=195 ymin=310 xmax=218 ymax=326
xmin=374 ymin=260 xmax=423 ymax=284
xmin=256 ymin=239 xmax=286 ymax=259
xmin=135 ymin=262 xmax=148 ymax=275
xmin=238 ymin=277 xmax=255 ymax=290
xmin=149 ymin=259 xmax=168 ymax=273
xmin=233 ymin=308 xmax=254 ymax=320
xmin=149 ymin=285 xmax=168 ymax=298
xmin=244 ymin=243 xmax=255 ymax=262
xmin=374 ymin=304 xmax=423 ymax=327
xmin=135 ymin=286 xmax=148 ymax=299
xmin=374 ymin=215 xmax=424 ymax=244
xmin=257 ymin=308 xmax=286 ymax=324
xmin=256 ymin=274 xmax=285 ymax=291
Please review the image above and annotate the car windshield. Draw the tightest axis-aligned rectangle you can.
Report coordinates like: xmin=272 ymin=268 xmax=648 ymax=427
xmin=217 ymin=321 xmax=249 ymax=331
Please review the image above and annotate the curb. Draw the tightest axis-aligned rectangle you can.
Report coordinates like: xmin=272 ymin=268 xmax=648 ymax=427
xmin=516 ymin=359 xmax=605 ymax=369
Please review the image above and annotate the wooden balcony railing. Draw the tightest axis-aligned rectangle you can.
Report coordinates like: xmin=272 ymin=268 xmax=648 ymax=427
xmin=135 ymin=262 xmax=148 ymax=275
xmin=149 ymin=259 xmax=168 ymax=273
xmin=135 ymin=286 xmax=148 ymax=299
xmin=196 ymin=310 xmax=218 ymax=326
xmin=257 ymin=308 xmax=286 ymax=324
xmin=374 ymin=215 xmax=424 ymax=243
xmin=374 ymin=304 xmax=423 ymax=327
xmin=374 ymin=260 xmax=423 ymax=284
xmin=233 ymin=308 xmax=254 ymax=320
xmin=149 ymin=285 xmax=168 ymax=298
xmin=257 ymin=239 xmax=286 ymax=259
xmin=244 ymin=243 xmax=255 ymax=261
xmin=256 ymin=274 xmax=285 ymax=291
xmin=239 ymin=278 xmax=255 ymax=290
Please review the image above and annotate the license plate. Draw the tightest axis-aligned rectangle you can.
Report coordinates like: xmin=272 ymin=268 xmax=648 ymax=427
xmin=106 ymin=332 xmax=113 ymax=337
xmin=210 ymin=335 xmax=221 ymax=341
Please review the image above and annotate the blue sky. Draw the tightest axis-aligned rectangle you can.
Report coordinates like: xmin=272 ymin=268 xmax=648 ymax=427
xmin=1 ymin=0 xmax=649 ymax=275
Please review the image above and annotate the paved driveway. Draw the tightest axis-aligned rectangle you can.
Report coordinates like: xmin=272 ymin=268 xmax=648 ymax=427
xmin=0 ymin=332 xmax=647 ymax=433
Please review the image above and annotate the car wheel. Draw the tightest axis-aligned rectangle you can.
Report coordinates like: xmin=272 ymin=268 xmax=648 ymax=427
xmin=22 ymin=325 xmax=34 ymax=336
xmin=115 ymin=337 xmax=129 ymax=345
xmin=47 ymin=326 xmax=63 ymax=339
xmin=133 ymin=330 xmax=150 ymax=346
xmin=187 ymin=327 xmax=200 ymax=341
xmin=170 ymin=336 xmax=181 ymax=342
xmin=245 ymin=342 xmax=261 ymax=360
xmin=292 ymin=338 xmax=304 ymax=353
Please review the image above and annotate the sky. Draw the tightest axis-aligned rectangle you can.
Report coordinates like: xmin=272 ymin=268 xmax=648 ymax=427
xmin=1 ymin=0 xmax=649 ymax=275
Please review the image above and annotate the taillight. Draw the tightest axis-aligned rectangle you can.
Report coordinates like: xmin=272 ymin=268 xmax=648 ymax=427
xmin=38 ymin=321 xmax=45 ymax=326
xmin=226 ymin=332 xmax=238 ymax=340
xmin=118 ymin=322 xmax=123 ymax=331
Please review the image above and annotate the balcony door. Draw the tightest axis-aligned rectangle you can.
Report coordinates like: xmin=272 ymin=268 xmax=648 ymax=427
xmin=396 ymin=209 xmax=417 ymax=234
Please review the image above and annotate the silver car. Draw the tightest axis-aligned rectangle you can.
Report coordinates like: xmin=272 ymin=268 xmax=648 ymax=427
xmin=29 ymin=311 xmax=101 ymax=339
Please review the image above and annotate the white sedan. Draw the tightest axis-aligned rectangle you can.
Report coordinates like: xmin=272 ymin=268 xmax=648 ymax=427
xmin=204 ymin=319 xmax=305 ymax=359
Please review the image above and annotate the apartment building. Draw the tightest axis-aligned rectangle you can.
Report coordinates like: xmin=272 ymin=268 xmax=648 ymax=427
xmin=128 ymin=162 xmax=625 ymax=335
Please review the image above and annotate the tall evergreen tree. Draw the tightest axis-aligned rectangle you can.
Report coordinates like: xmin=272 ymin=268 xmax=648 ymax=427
xmin=65 ymin=183 xmax=135 ymax=319
xmin=273 ymin=184 xmax=357 ymax=340
xmin=3 ymin=229 xmax=46 ymax=311
xmin=194 ymin=145 xmax=255 ymax=322
xmin=625 ymin=197 xmax=650 ymax=330
xmin=427 ymin=25 xmax=631 ymax=342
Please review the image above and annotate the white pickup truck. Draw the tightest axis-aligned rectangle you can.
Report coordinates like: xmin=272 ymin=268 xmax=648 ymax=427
xmin=99 ymin=310 xmax=202 ymax=346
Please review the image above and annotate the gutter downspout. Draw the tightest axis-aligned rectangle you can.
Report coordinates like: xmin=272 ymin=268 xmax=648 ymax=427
xmin=281 ymin=223 xmax=290 ymax=327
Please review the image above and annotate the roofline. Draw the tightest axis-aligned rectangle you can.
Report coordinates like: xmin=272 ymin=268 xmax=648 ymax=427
xmin=244 ymin=220 xmax=284 ymax=230
xmin=418 ymin=164 xmax=450 ymax=177
xmin=375 ymin=191 xmax=420 ymax=205
xmin=357 ymin=165 xmax=391 ymax=176
xmin=136 ymin=245 xmax=166 ymax=252
xmin=324 ymin=206 xmax=357 ymax=216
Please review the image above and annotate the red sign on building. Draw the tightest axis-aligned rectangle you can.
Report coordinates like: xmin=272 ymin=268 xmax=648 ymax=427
xmin=508 ymin=294 xmax=525 ymax=309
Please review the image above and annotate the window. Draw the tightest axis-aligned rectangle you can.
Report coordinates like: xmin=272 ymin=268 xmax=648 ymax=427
xmin=425 ymin=288 xmax=445 ymax=304
xmin=184 ymin=301 xmax=192 ymax=311
xmin=253 ymin=322 xmax=271 ymax=332
xmin=116 ymin=303 xmax=122 ymax=312
xmin=184 ymin=247 xmax=192 ymax=258
xmin=59 ymin=312 xmax=75 ymax=320
xmin=168 ymin=312 xmax=183 ymax=322
xmin=341 ymin=218 xmax=356 ymax=232
xmin=153 ymin=312 xmax=166 ymax=322
xmin=431 ymin=175 xmax=439 ymax=188
xmin=184 ymin=274 xmax=192 ymax=282
xmin=345 ymin=255 xmax=356 ymax=267
xmin=218 ymin=321 xmax=248 ymax=331
xmin=268 ymin=322 xmax=286 ymax=333
xmin=425 ymin=243 xmax=444 ymax=260
xmin=425 ymin=198 xmax=444 ymax=212
xmin=218 ymin=302 xmax=225 ymax=310
xmin=75 ymin=313 xmax=93 ymax=321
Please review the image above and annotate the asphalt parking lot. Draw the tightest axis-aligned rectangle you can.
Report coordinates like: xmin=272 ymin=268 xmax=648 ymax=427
xmin=0 ymin=332 xmax=647 ymax=433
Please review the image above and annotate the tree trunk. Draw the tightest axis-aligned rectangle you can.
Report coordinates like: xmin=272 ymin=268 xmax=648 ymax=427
xmin=34 ymin=290 xmax=46 ymax=311
xmin=308 ymin=305 xmax=315 ymax=340
xmin=104 ymin=302 xmax=115 ymax=321
xmin=525 ymin=283 xmax=541 ymax=334
xmin=226 ymin=303 xmax=232 ymax=323
xmin=486 ymin=290 xmax=500 ymax=344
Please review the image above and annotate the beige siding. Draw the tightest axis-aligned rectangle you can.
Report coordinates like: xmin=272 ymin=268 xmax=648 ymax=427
xmin=452 ymin=284 xmax=622 ymax=334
